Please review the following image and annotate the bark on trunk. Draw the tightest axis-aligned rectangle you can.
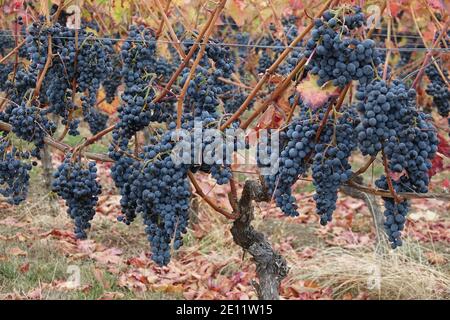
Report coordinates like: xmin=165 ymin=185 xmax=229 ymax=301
xmin=231 ymin=180 xmax=289 ymax=300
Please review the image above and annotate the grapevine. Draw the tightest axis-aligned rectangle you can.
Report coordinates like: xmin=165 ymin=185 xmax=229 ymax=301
xmin=0 ymin=0 xmax=449 ymax=300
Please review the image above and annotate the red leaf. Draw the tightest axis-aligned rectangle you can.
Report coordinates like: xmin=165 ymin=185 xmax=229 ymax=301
xmin=427 ymin=0 xmax=444 ymax=10
xmin=428 ymin=154 xmax=444 ymax=177
xmin=289 ymin=0 xmax=304 ymax=10
xmin=19 ymin=263 xmax=30 ymax=273
xmin=389 ymin=2 xmax=401 ymax=17
xmin=13 ymin=1 xmax=23 ymax=11
xmin=437 ymin=133 xmax=450 ymax=157
xmin=255 ymin=105 xmax=284 ymax=130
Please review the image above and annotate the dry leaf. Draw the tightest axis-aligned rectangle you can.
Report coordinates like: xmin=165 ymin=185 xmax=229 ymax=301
xmin=19 ymin=263 xmax=30 ymax=273
xmin=8 ymin=247 xmax=27 ymax=256
xmin=296 ymin=75 xmax=340 ymax=109
xmin=425 ymin=252 xmax=447 ymax=265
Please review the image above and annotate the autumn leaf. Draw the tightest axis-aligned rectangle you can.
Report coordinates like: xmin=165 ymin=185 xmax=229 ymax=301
xmin=425 ymin=252 xmax=447 ymax=265
xmin=437 ymin=133 xmax=450 ymax=157
xmin=427 ymin=0 xmax=445 ymax=10
xmin=428 ymin=154 xmax=443 ymax=177
xmin=289 ymin=0 xmax=304 ymax=10
xmin=225 ymin=0 xmax=247 ymax=27
xmin=255 ymin=104 xmax=284 ymax=130
xmin=91 ymin=247 xmax=123 ymax=265
xmin=19 ymin=263 xmax=30 ymax=273
xmin=98 ymin=292 xmax=125 ymax=300
xmin=93 ymin=268 xmax=111 ymax=289
xmin=296 ymin=75 xmax=340 ymax=109
xmin=97 ymin=89 xmax=119 ymax=115
xmin=127 ymin=255 xmax=149 ymax=268
xmin=389 ymin=2 xmax=401 ymax=17
xmin=8 ymin=247 xmax=27 ymax=256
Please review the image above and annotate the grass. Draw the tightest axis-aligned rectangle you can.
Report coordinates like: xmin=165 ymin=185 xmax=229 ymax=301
xmin=290 ymin=242 xmax=450 ymax=300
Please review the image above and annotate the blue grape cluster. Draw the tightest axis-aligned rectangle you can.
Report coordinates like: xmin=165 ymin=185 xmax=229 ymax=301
xmin=139 ymin=129 xmax=191 ymax=265
xmin=0 ymin=30 xmax=14 ymax=56
xmin=8 ymin=19 xmax=113 ymax=136
xmin=0 ymin=139 xmax=32 ymax=205
xmin=0 ymin=30 xmax=15 ymax=92
xmin=1 ymin=103 xmax=56 ymax=156
xmin=263 ymin=108 xmax=320 ymax=216
xmin=181 ymin=66 xmax=220 ymax=119
xmin=355 ymin=79 xmax=438 ymax=248
xmin=52 ymin=155 xmax=101 ymax=239
xmin=384 ymin=112 xmax=438 ymax=193
xmin=77 ymin=34 xmax=112 ymax=135
xmin=113 ymin=25 xmax=158 ymax=143
xmin=25 ymin=19 xmax=50 ymax=79
xmin=355 ymin=80 xmax=416 ymax=156
xmin=0 ymin=63 xmax=13 ymax=92
xmin=375 ymin=176 xmax=410 ymax=249
xmin=312 ymin=109 xmax=359 ymax=225
xmin=256 ymin=24 xmax=278 ymax=74
xmin=155 ymin=56 xmax=176 ymax=83
xmin=102 ymin=44 xmax=123 ymax=104
xmin=234 ymin=32 xmax=251 ymax=76
xmin=425 ymin=64 xmax=450 ymax=117
xmin=305 ymin=7 xmax=382 ymax=87
xmin=110 ymin=154 xmax=142 ymax=225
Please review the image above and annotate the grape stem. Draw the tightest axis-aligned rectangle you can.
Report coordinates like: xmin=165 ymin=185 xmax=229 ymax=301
xmin=176 ymin=0 xmax=226 ymax=128
xmin=153 ymin=0 xmax=186 ymax=59
xmin=240 ymin=58 xmax=307 ymax=130
xmin=381 ymin=148 xmax=400 ymax=203
xmin=411 ymin=19 xmax=449 ymax=90
xmin=153 ymin=0 xmax=228 ymax=104
xmin=314 ymin=83 xmax=350 ymax=142
xmin=351 ymin=156 xmax=376 ymax=178
xmin=188 ymin=171 xmax=237 ymax=219
xmin=33 ymin=35 xmax=53 ymax=101
xmin=155 ymin=0 xmax=172 ymax=38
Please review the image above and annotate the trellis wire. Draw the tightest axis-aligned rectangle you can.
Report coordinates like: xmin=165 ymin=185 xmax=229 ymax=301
xmin=0 ymin=31 xmax=449 ymax=52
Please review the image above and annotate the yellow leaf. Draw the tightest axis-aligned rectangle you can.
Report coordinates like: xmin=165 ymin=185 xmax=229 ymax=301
xmin=225 ymin=0 xmax=247 ymax=27
xmin=296 ymin=74 xmax=340 ymax=109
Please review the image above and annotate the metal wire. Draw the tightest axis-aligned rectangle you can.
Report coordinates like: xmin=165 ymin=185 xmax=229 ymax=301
xmin=0 ymin=31 xmax=449 ymax=52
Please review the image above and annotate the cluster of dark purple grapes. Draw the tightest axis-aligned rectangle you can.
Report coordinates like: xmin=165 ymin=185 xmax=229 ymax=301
xmin=52 ymin=155 xmax=101 ymax=239
xmin=263 ymin=107 xmax=321 ymax=217
xmin=0 ymin=139 xmax=32 ymax=205
xmin=355 ymin=80 xmax=416 ymax=156
xmin=305 ymin=6 xmax=382 ymax=88
xmin=375 ymin=176 xmax=410 ymax=249
xmin=425 ymin=64 xmax=450 ymax=118
xmin=2 ymin=18 xmax=113 ymax=136
xmin=138 ymin=127 xmax=191 ymax=266
xmin=0 ymin=30 xmax=15 ymax=56
xmin=0 ymin=103 xmax=57 ymax=156
xmin=384 ymin=112 xmax=438 ymax=194
xmin=112 ymin=25 xmax=158 ymax=146
xmin=312 ymin=109 xmax=359 ymax=225
xmin=233 ymin=32 xmax=252 ymax=76
xmin=355 ymin=78 xmax=438 ymax=247
xmin=263 ymin=103 xmax=360 ymax=223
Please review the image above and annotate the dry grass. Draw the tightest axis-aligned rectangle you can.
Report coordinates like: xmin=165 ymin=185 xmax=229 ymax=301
xmin=288 ymin=241 xmax=450 ymax=299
